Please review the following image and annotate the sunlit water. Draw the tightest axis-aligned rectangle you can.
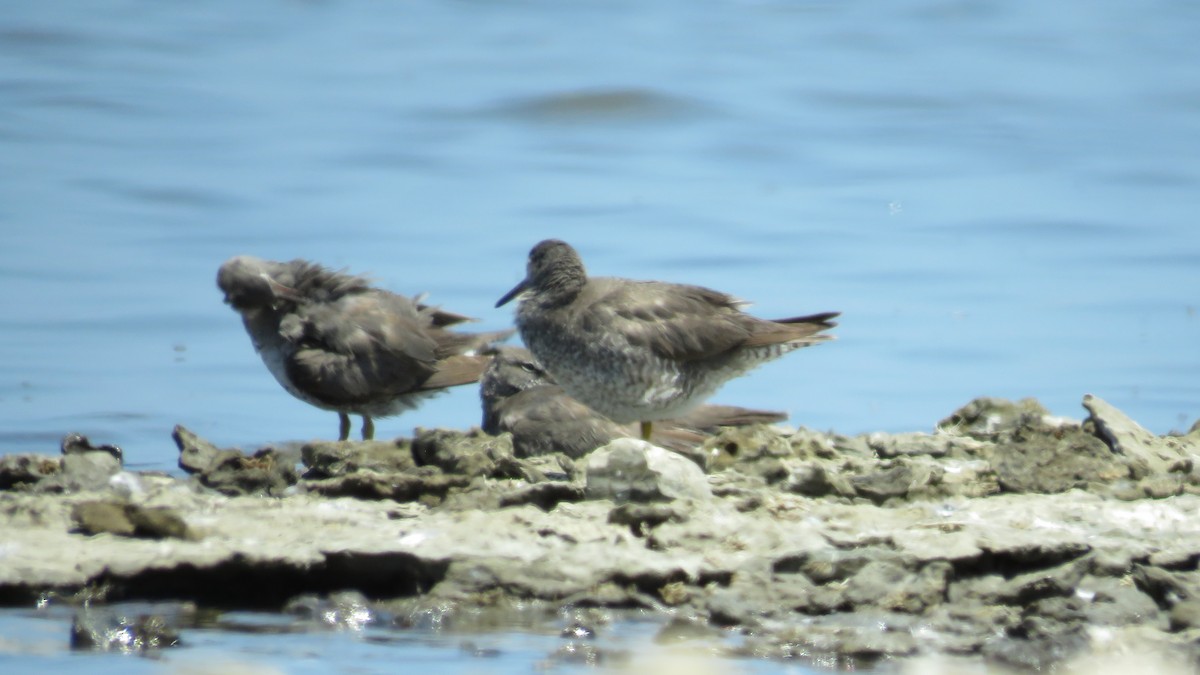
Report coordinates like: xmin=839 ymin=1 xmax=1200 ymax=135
xmin=2 ymin=0 xmax=1198 ymax=671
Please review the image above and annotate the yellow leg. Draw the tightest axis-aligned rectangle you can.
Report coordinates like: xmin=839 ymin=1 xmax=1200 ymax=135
xmin=640 ymin=421 xmax=652 ymax=441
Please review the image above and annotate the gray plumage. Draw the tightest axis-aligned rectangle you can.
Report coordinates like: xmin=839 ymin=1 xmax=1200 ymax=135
xmin=218 ymin=255 xmax=511 ymax=440
xmin=496 ymin=239 xmax=838 ymax=439
xmin=480 ymin=346 xmax=788 ymax=458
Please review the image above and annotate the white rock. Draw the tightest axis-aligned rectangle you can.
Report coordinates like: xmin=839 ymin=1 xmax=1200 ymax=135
xmin=583 ymin=438 xmax=712 ymax=503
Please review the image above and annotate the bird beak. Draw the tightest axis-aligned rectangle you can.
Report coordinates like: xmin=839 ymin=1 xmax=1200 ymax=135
xmin=495 ymin=277 xmax=530 ymax=308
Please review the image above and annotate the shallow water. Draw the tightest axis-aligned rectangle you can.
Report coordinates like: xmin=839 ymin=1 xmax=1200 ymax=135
xmin=2 ymin=0 xmax=1199 ymax=670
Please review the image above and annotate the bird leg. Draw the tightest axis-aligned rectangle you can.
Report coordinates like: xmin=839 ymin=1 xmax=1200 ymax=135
xmin=338 ymin=413 xmax=351 ymax=441
xmin=361 ymin=416 xmax=375 ymax=441
xmin=640 ymin=421 xmax=653 ymax=441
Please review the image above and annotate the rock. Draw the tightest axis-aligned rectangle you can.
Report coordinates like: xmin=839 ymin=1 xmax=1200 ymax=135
xmin=1083 ymin=394 xmax=1197 ymax=477
xmin=702 ymin=425 xmax=793 ymax=463
xmin=989 ymin=425 xmax=1126 ymax=494
xmin=1168 ymin=599 xmax=1200 ymax=631
xmin=0 ymin=454 xmax=60 ymax=490
xmin=584 ymin=439 xmax=712 ymax=503
xmin=71 ymin=501 xmax=197 ymax=540
xmin=938 ymin=397 xmax=1059 ymax=438
xmin=783 ymin=461 xmax=835 ymax=497
xmin=6 ymin=396 xmax=1200 ymax=671
xmin=301 ymin=439 xmax=417 ymax=478
xmin=849 ymin=461 xmax=935 ymax=504
xmin=71 ymin=500 xmax=135 ymax=536
xmin=499 ymin=482 xmax=585 ymax=510
xmin=40 ymin=451 xmax=122 ymax=493
xmin=1077 ymin=575 xmax=1164 ymax=628
xmin=284 ymin=590 xmax=374 ymax=629
xmin=199 ymin=447 xmax=298 ymax=496
xmin=1132 ymin=565 xmax=1200 ymax=606
xmin=412 ymin=428 xmax=515 ymax=478
xmin=173 ymin=426 xmax=299 ymax=496
xmin=173 ymin=425 xmax=225 ymax=474
xmin=607 ymin=503 xmax=687 ymax=535
xmin=60 ymin=433 xmax=123 ymax=463
xmin=303 ymin=470 xmax=470 ymax=504
xmin=70 ymin=610 xmax=181 ymax=651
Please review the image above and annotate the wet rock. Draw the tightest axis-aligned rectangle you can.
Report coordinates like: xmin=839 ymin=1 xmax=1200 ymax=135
xmin=584 ymin=439 xmax=712 ymax=503
xmin=70 ymin=610 xmax=181 ymax=652
xmin=653 ymin=616 xmax=723 ymax=644
xmin=284 ymin=590 xmax=374 ymax=629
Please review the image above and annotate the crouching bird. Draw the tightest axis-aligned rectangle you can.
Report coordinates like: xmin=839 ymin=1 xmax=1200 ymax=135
xmin=218 ymin=255 xmax=511 ymax=440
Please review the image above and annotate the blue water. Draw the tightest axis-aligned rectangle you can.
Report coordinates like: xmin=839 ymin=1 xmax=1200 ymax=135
xmin=2 ymin=0 xmax=1198 ymax=670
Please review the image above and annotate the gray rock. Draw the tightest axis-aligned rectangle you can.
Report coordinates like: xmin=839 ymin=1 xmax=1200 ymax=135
xmin=412 ymin=428 xmax=515 ymax=478
xmin=939 ymin=397 xmax=1059 ymax=437
xmin=173 ymin=425 xmax=298 ymax=496
xmin=0 ymin=454 xmax=60 ymax=490
xmin=173 ymin=425 xmax=226 ymax=474
xmin=1084 ymin=394 xmax=1197 ymax=477
xmin=60 ymin=433 xmax=123 ymax=463
xmin=301 ymin=439 xmax=417 ymax=478
xmin=584 ymin=439 xmax=712 ymax=503
xmin=989 ymin=426 xmax=1126 ymax=494
xmin=1168 ymin=599 xmax=1200 ymax=632
xmin=40 ymin=451 xmax=121 ymax=493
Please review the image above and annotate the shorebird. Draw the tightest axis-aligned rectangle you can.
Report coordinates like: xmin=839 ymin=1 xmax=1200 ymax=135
xmin=218 ymin=255 xmax=511 ymax=440
xmin=495 ymin=239 xmax=838 ymax=440
xmin=480 ymin=345 xmax=787 ymax=458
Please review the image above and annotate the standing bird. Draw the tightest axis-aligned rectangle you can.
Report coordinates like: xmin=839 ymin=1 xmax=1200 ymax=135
xmin=480 ymin=345 xmax=787 ymax=458
xmin=217 ymin=256 xmax=511 ymax=441
xmin=495 ymin=240 xmax=838 ymax=440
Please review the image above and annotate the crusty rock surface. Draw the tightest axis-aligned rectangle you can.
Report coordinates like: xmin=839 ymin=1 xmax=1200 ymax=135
xmin=1 ymin=394 xmax=1198 ymax=670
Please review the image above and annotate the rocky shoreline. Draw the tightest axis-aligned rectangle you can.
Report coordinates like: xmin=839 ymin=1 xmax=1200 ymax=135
xmin=2 ymin=394 xmax=1199 ymax=670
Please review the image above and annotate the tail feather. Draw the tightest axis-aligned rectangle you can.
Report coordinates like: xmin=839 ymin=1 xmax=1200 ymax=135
xmin=744 ymin=311 xmax=839 ymax=348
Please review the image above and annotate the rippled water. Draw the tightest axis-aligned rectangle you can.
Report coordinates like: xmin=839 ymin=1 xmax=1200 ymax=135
xmin=2 ymin=0 xmax=1199 ymax=671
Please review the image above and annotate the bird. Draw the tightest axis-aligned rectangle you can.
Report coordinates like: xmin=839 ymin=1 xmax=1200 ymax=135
xmin=217 ymin=255 xmax=512 ymax=441
xmin=495 ymin=239 xmax=838 ymax=440
xmin=480 ymin=345 xmax=788 ymax=458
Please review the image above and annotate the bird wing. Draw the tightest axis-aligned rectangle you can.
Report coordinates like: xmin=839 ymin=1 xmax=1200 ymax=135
xmin=280 ymin=290 xmax=441 ymax=404
xmin=578 ymin=279 xmax=757 ymax=363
